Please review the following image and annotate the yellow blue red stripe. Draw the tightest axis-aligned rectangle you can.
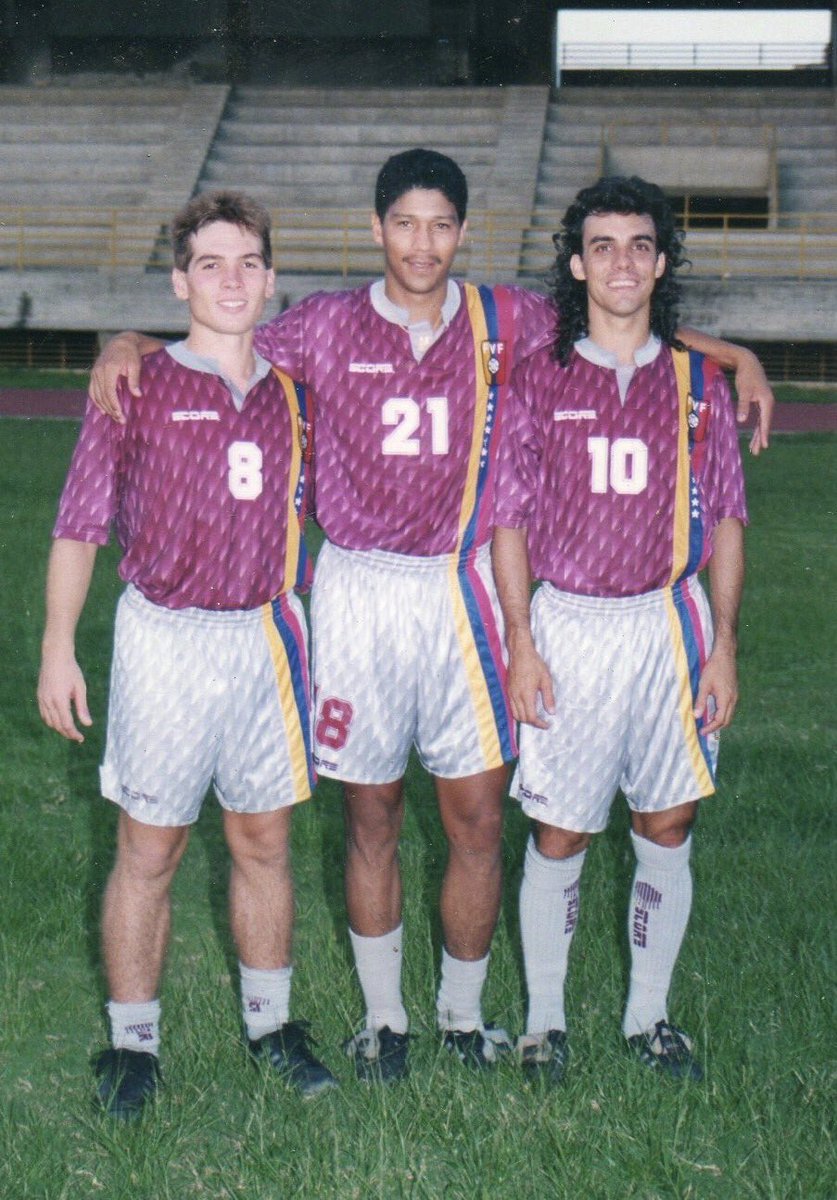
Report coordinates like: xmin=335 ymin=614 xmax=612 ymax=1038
xmin=272 ymin=370 xmax=311 ymax=594
xmin=263 ymin=594 xmax=316 ymax=799
xmin=664 ymin=578 xmax=715 ymax=793
xmin=445 ymin=284 xmax=516 ymax=766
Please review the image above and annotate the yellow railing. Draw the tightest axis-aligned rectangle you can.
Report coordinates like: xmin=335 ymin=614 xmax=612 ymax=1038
xmin=2 ymin=206 xmax=837 ymax=281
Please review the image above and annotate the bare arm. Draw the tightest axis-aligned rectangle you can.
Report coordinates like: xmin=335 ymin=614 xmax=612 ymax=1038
xmin=492 ymin=526 xmax=555 ymax=729
xmin=694 ymin=517 xmax=745 ymax=735
xmin=88 ymin=332 xmax=164 ymax=423
xmin=676 ymin=328 xmax=773 ymax=456
xmin=37 ymin=538 xmax=99 ymax=742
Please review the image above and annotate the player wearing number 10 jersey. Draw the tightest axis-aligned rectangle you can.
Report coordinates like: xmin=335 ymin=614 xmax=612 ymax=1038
xmin=493 ymin=176 xmax=748 ymax=1086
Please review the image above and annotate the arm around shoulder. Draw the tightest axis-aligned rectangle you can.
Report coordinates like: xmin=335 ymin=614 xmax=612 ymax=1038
xmin=676 ymin=328 xmax=773 ymax=455
xmin=88 ymin=331 xmax=164 ymax=423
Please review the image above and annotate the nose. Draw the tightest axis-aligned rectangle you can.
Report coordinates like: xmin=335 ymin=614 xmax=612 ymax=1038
xmin=221 ymin=265 xmax=244 ymax=288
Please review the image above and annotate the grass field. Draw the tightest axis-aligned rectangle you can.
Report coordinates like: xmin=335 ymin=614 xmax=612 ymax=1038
xmin=1 ymin=419 xmax=834 ymax=1199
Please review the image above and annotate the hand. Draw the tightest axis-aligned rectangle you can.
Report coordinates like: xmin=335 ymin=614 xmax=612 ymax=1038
xmin=37 ymin=648 xmax=92 ymax=743
xmin=88 ymin=333 xmax=143 ymax=423
xmin=507 ymin=639 xmax=556 ymax=729
xmin=693 ymin=645 xmax=738 ymax=735
xmin=732 ymin=350 xmax=773 ymax=456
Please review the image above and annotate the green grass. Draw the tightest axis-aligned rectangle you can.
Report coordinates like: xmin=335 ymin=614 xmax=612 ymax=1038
xmin=1 ymin=422 xmax=835 ymax=1198
xmin=0 ymin=367 xmax=91 ymax=389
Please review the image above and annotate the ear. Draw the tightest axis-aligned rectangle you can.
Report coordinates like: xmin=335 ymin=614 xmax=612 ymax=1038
xmin=264 ymin=269 xmax=276 ymax=300
xmin=654 ymin=252 xmax=666 ymax=279
xmin=371 ymin=212 xmax=383 ymax=247
xmin=570 ymin=253 xmax=586 ymax=282
xmin=457 ymin=218 xmax=468 ymax=247
xmin=172 ymin=267 xmax=189 ymax=300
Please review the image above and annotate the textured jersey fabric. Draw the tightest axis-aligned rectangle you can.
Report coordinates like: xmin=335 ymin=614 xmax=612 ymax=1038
xmin=54 ymin=347 xmax=311 ymax=610
xmin=495 ymin=345 xmax=748 ymax=597
xmin=254 ymin=281 xmax=557 ymax=557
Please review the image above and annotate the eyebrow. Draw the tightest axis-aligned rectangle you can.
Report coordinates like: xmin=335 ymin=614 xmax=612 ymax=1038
xmin=191 ymin=252 xmax=265 ymax=265
xmin=588 ymin=234 xmax=656 ymax=246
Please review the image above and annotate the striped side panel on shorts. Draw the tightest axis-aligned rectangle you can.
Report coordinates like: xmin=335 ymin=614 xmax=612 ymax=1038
xmin=663 ymin=577 xmax=716 ymax=795
xmin=443 ymin=283 xmax=517 ymax=768
xmin=263 ymin=594 xmax=316 ymax=800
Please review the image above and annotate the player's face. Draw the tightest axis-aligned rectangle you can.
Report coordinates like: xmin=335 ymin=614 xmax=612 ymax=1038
xmin=570 ymin=212 xmax=665 ymax=325
xmin=172 ymin=220 xmax=275 ymax=339
xmin=372 ymin=188 xmax=466 ymax=314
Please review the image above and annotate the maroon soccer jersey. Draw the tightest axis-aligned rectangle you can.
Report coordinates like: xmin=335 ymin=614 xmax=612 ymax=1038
xmin=495 ymin=342 xmax=748 ymax=597
xmin=54 ymin=348 xmax=310 ymax=609
xmin=254 ymin=282 xmax=556 ymax=556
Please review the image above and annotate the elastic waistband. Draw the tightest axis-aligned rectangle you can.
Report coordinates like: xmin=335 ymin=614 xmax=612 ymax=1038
xmin=320 ymin=540 xmax=490 ymax=574
xmin=539 ymin=575 xmax=701 ymax=614
xmin=123 ymin=583 xmax=279 ymax=625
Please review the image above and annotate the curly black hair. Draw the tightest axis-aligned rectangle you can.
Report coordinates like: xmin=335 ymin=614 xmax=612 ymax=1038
xmin=550 ymin=175 xmax=687 ymax=365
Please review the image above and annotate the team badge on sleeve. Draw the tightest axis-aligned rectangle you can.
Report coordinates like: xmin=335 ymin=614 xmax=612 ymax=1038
xmin=481 ymin=340 xmax=508 ymax=385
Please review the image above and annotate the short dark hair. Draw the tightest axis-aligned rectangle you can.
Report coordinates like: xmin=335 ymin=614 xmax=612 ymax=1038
xmin=374 ymin=148 xmax=468 ymax=223
xmin=171 ymin=191 xmax=273 ymax=270
xmin=550 ymin=175 xmax=687 ymax=365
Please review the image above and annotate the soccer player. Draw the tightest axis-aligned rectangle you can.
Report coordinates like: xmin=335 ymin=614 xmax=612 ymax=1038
xmin=37 ymin=192 xmax=336 ymax=1120
xmin=492 ymin=175 xmax=748 ymax=1085
xmin=87 ymin=150 xmax=770 ymax=1081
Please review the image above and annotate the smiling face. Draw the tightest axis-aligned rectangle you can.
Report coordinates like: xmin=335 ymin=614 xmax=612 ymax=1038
xmin=371 ymin=187 xmax=466 ymax=317
xmin=171 ymin=219 xmax=275 ymax=343
xmin=570 ymin=211 xmax=666 ymax=329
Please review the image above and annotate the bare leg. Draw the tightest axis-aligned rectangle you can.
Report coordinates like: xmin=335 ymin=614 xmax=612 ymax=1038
xmin=343 ymin=780 xmax=405 ymax=936
xmin=225 ymin=806 xmax=294 ymax=969
xmin=101 ymin=810 xmax=190 ymax=1002
xmin=434 ymin=765 xmax=507 ymax=960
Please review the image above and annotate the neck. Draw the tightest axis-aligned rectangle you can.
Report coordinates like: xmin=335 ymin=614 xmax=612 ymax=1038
xmin=184 ymin=328 xmax=256 ymax=389
xmin=586 ymin=311 xmax=652 ymax=366
xmin=384 ymin=277 xmax=448 ymax=327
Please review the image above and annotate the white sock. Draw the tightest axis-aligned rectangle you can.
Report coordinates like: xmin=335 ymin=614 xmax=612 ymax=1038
xmin=239 ymin=963 xmax=292 ymax=1040
xmin=436 ymin=949 xmax=489 ymax=1033
xmin=622 ymin=831 xmax=693 ymax=1038
xmin=349 ymin=925 xmax=408 ymax=1034
xmin=520 ymin=836 xmax=586 ymax=1035
xmin=107 ymin=998 xmax=161 ymax=1056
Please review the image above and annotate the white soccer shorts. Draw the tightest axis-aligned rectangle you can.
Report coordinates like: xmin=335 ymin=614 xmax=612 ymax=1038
xmin=310 ymin=541 xmax=516 ymax=784
xmin=100 ymin=585 xmax=314 ymax=826
xmin=512 ymin=576 xmax=719 ymax=832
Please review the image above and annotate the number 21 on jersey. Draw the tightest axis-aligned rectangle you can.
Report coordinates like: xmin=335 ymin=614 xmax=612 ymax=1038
xmin=381 ymin=396 xmax=449 ymax=457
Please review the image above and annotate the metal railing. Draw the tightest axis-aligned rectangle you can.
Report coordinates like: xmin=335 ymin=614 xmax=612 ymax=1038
xmin=558 ymin=41 xmax=830 ymax=72
xmin=2 ymin=205 xmax=837 ymax=282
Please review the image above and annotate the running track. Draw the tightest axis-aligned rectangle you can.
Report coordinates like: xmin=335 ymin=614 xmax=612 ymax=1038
xmin=1 ymin=388 xmax=834 ymax=432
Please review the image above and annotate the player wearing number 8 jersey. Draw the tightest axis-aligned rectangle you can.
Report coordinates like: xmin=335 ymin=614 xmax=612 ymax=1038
xmin=38 ymin=193 xmax=336 ymax=1120
xmin=493 ymin=176 xmax=748 ymax=1085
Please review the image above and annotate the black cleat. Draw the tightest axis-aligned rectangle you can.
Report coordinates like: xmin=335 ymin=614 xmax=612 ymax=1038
xmin=442 ymin=1025 xmax=512 ymax=1070
xmin=249 ymin=1021 xmax=338 ymax=1097
xmin=93 ymin=1047 xmax=161 ymax=1122
xmin=344 ymin=1026 xmax=410 ymax=1084
xmin=627 ymin=1020 xmax=703 ymax=1082
xmin=518 ymin=1030 xmax=569 ymax=1087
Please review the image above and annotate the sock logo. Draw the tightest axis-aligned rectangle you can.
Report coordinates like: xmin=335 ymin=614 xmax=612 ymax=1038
xmin=247 ymin=997 xmax=271 ymax=1013
xmin=563 ymin=879 xmax=580 ymax=936
xmin=125 ymin=1022 xmax=154 ymax=1043
xmin=632 ymin=881 xmax=662 ymax=948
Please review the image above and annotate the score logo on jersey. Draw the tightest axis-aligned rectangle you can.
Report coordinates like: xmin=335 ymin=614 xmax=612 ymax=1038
xmin=481 ymin=340 xmax=508 ymax=385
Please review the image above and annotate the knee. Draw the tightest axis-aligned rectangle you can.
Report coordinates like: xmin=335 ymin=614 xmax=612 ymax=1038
xmin=344 ymin=784 xmax=403 ymax=855
xmin=533 ymin=822 xmax=591 ymax=860
xmin=632 ymin=802 xmax=697 ymax=849
xmin=116 ymin=822 xmax=189 ymax=885
xmin=226 ymin=810 xmax=291 ymax=872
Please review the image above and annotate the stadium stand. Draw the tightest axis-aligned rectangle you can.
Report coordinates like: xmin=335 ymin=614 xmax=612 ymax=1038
xmin=0 ymin=77 xmax=835 ymax=376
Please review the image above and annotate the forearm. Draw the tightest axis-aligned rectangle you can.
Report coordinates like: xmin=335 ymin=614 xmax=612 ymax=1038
xmin=491 ymin=525 xmax=535 ymax=647
xmin=676 ymin=327 xmax=752 ymax=373
xmin=105 ymin=331 xmax=164 ymax=357
xmin=42 ymin=538 xmax=98 ymax=653
xmin=708 ymin=518 xmax=745 ymax=650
